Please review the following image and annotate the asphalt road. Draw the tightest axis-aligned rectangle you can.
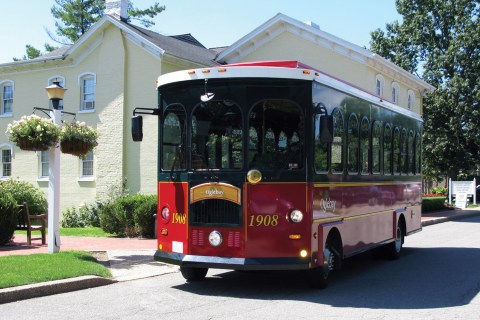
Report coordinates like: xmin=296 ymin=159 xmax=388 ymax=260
xmin=1 ymin=216 xmax=479 ymax=320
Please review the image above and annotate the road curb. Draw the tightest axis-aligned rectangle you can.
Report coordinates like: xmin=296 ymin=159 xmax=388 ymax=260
xmin=0 ymin=276 xmax=116 ymax=304
xmin=421 ymin=210 xmax=480 ymax=227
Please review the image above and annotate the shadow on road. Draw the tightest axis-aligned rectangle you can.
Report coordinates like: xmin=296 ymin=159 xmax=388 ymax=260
xmin=173 ymin=246 xmax=480 ymax=310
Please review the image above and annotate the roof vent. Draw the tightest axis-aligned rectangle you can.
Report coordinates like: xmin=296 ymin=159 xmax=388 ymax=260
xmin=306 ymin=21 xmax=320 ymax=30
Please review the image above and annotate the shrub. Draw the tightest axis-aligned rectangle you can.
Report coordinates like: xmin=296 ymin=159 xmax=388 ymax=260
xmin=99 ymin=194 xmax=156 ymax=238
xmin=422 ymin=196 xmax=447 ymax=212
xmin=61 ymin=202 xmax=102 ymax=228
xmin=0 ymin=191 xmax=17 ymax=245
xmin=431 ymin=186 xmax=447 ymax=195
xmin=0 ymin=179 xmax=47 ymax=216
xmin=99 ymin=202 xmax=124 ymax=236
xmin=134 ymin=196 xmax=157 ymax=238
xmin=61 ymin=207 xmax=81 ymax=228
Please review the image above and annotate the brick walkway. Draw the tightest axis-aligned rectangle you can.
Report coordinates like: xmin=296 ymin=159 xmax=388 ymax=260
xmin=0 ymin=234 xmax=156 ymax=256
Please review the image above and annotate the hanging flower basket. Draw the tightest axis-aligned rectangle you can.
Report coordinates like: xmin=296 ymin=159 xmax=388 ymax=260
xmin=17 ymin=137 xmax=51 ymax=151
xmin=60 ymin=121 xmax=98 ymax=157
xmin=60 ymin=139 xmax=92 ymax=156
xmin=5 ymin=115 xmax=60 ymax=152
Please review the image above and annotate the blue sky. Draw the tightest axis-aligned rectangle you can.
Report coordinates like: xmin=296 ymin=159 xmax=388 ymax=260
xmin=0 ymin=0 xmax=401 ymax=63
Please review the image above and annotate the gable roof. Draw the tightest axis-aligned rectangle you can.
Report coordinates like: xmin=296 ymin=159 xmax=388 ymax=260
xmin=0 ymin=15 xmax=219 ymax=68
xmin=216 ymin=13 xmax=434 ymax=92
xmin=117 ymin=21 xmax=219 ymax=66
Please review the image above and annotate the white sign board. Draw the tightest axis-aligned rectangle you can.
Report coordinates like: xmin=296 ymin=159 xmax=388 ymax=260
xmin=451 ymin=181 xmax=475 ymax=195
xmin=449 ymin=179 xmax=477 ymax=206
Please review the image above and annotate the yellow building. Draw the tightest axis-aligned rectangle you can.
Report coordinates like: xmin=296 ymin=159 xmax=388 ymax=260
xmin=0 ymin=4 xmax=433 ymax=213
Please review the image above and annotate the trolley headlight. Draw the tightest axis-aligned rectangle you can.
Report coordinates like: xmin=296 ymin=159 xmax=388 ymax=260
xmin=208 ymin=230 xmax=223 ymax=247
xmin=247 ymin=169 xmax=262 ymax=184
xmin=161 ymin=206 xmax=170 ymax=221
xmin=289 ymin=209 xmax=303 ymax=223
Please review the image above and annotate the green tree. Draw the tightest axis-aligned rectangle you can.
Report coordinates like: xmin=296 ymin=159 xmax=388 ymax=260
xmin=369 ymin=0 xmax=480 ymax=180
xmin=49 ymin=0 xmax=166 ymax=44
xmin=13 ymin=44 xmax=57 ymax=61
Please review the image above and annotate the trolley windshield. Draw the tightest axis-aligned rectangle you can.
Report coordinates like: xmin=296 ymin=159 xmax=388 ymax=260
xmin=159 ymin=79 xmax=307 ymax=172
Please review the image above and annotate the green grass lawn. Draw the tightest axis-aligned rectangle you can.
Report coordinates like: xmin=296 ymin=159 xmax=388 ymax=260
xmin=0 ymin=251 xmax=112 ymax=289
xmin=15 ymin=227 xmax=114 ymax=237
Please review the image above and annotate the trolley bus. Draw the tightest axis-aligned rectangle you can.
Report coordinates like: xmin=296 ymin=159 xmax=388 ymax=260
xmin=132 ymin=60 xmax=422 ymax=288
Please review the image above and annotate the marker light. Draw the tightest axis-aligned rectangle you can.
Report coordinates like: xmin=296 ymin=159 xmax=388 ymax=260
xmin=209 ymin=230 xmax=223 ymax=247
xmin=300 ymin=250 xmax=308 ymax=258
xmin=289 ymin=209 xmax=303 ymax=223
xmin=161 ymin=207 xmax=170 ymax=221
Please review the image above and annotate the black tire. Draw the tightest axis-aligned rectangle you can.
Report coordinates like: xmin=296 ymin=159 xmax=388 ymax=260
xmin=180 ymin=266 xmax=208 ymax=282
xmin=385 ymin=224 xmax=403 ymax=260
xmin=307 ymin=246 xmax=335 ymax=289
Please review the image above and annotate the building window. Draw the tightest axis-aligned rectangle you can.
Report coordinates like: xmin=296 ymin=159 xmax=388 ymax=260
xmin=40 ymin=151 xmax=49 ymax=178
xmin=79 ymin=73 xmax=95 ymax=111
xmin=392 ymin=82 xmax=400 ymax=104
xmin=1 ymin=148 xmax=12 ymax=178
xmin=48 ymin=76 xmax=65 ymax=110
xmin=375 ymin=75 xmax=384 ymax=97
xmin=407 ymin=90 xmax=415 ymax=110
xmin=81 ymin=152 xmax=94 ymax=176
xmin=1 ymin=80 xmax=14 ymax=116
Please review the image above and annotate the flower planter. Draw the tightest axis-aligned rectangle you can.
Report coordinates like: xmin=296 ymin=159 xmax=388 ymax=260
xmin=17 ymin=137 xmax=50 ymax=151
xmin=60 ymin=140 xmax=91 ymax=156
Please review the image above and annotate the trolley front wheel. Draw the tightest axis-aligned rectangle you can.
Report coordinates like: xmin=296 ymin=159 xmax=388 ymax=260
xmin=180 ymin=266 xmax=208 ymax=282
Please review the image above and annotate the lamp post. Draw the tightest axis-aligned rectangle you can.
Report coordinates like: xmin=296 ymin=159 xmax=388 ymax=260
xmin=45 ymin=81 xmax=67 ymax=253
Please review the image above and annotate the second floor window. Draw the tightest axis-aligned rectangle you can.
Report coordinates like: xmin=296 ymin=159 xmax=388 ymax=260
xmin=80 ymin=74 xmax=95 ymax=111
xmin=392 ymin=83 xmax=399 ymax=105
xmin=375 ymin=75 xmax=384 ymax=97
xmin=407 ymin=90 xmax=415 ymax=110
xmin=1 ymin=81 xmax=13 ymax=115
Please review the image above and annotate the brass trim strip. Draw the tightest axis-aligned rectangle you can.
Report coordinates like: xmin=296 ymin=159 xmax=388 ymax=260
xmin=314 ymin=181 xmax=421 ymax=188
xmin=313 ymin=217 xmax=344 ymax=224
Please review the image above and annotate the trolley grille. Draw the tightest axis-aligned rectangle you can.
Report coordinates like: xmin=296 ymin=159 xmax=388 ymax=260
xmin=190 ymin=199 xmax=241 ymax=226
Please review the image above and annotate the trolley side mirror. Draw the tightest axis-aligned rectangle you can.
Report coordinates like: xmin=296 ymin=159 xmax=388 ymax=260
xmin=314 ymin=103 xmax=333 ymax=144
xmin=132 ymin=115 xmax=143 ymax=142
xmin=131 ymin=107 xmax=160 ymax=142
xmin=320 ymin=115 xmax=333 ymax=144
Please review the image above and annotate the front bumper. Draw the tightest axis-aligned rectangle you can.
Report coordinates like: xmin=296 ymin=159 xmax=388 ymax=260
xmin=154 ymin=250 xmax=310 ymax=271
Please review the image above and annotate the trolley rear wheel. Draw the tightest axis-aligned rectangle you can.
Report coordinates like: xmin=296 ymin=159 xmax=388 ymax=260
xmin=385 ymin=224 xmax=404 ymax=260
xmin=180 ymin=266 xmax=208 ymax=282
